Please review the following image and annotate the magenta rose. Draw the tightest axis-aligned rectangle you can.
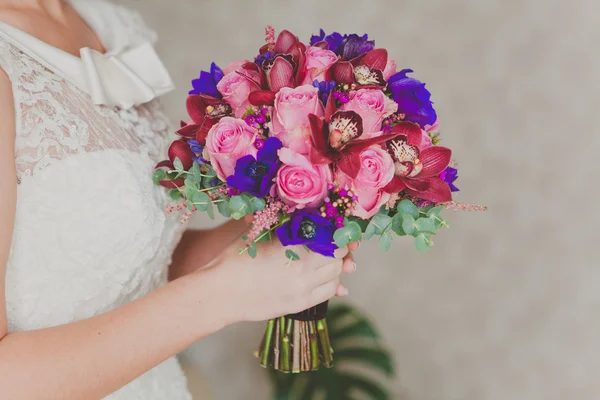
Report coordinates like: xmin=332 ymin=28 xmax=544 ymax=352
xmin=205 ymin=117 xmax=257 ymax=181
xmin=273 ymin=148 xmax=332 ymax=209
xmin=301 ymin=46 xmax=339 ymax=85
xmin=336 ymin=145 xmax=395 ymax=219
xmin=217 ymin=70 xmax=259 ymax=118
xmin=270 ymin=85 xmax=324 ymax=154
xmin=341 ymin=89 xmax=398 ymax=133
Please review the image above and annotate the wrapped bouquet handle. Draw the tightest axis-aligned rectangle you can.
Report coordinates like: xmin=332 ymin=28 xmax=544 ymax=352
xmin=258 ymin=302 xmax=332 ymax=372
xmin=154 ymin=26 xmax=485 ymax=373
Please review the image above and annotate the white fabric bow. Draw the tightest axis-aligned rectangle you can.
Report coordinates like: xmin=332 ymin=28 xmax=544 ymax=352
xmin=80 ymin=42 xmax=175 ymax=109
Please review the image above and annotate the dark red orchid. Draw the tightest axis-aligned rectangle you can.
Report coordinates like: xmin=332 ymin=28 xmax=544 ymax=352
xmin=176 ymin=94 xmax=231 ymax=144
xmin=383 ymin=127 xmax=453 ymax=203
xmin=154 ymin=139 xmax=195 ymax=189
xmin=247 ymin=30 xmax=307 ymax=106
xmin=328 ymin=48 xmax=388 ymax=87
xmin=308 ymin=111 xmax=419 ymax=179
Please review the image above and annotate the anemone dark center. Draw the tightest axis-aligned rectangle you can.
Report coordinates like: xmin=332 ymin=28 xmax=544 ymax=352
xmin=247 ymin=161 xmax=269 ymax=178
xmin=299 ymin=218 xmax=317 ymax=240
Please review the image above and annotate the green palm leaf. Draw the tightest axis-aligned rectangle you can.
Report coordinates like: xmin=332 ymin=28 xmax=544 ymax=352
xmin=268 ymin=303 xmax=395 ymax=400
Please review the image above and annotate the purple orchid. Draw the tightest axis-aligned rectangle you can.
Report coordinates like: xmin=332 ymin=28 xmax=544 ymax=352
xmin=276 ymin=210 xmax=337 ymax=257
xmin=226 ymin=137 xmax=282 ymax=197
xmin=388 ymin=69 xmax=437 ymax=128
xmin=190 ymin=62 xmax=224 ymax=98
xmin=440 ymin=166 xmax=459 ymax=192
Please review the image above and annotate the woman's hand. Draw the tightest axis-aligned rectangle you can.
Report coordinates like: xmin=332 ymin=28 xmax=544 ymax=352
xmin=207 ymin=238 xmax=357 ymax=323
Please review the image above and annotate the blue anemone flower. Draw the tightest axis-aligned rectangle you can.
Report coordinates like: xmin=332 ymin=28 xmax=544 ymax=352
xmin=226 ymin=137 xmax=282 ymax=197
xmin=388 ymin=69 xmax=437 ymax=128
xmin=276 ymin=210 xmax=337 ymax=257
xmin=190 ymin=62 xmax=224 ymax=98
xmin=440 ymin=167 xmax=459 ymax=192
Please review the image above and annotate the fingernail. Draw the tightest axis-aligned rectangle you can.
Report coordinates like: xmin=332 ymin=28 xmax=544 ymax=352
xmin=343 ymin=287 xmax=349 ymax=296
xmin=353 ymin=262 xmax=357 ymax=272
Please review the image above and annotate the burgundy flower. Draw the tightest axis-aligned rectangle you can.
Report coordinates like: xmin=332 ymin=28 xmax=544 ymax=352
xmin=176 ymin=95 xmax=232 ymax=145
xmin=383 ymin=126 xmax=452 ymax=203
xmin=247 ymin=30 xmax=309 ymax=107
xmin=308 ymin=111 xmax=415 ymax=179
xmin=328 ymin=48 xmax=388 ymax=87
xmin=153 ymin=139 xmax=195 ymax=189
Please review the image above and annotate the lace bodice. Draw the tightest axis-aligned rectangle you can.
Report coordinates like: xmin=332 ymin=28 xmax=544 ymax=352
xmin=1 ymin=1 xmax=191 ymax=399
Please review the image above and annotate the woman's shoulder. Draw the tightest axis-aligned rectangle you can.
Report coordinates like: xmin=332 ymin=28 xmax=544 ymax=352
xmin=71 ymin=0 xmax=158 ymax=49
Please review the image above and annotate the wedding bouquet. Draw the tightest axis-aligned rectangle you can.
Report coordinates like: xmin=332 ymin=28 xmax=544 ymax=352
xmin=154 ymin=26 xmax=483 ymax=373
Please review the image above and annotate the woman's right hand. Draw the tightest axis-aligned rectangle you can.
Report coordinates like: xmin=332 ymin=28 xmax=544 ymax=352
xmin=208 ymin=238 xmax=357 ymax=323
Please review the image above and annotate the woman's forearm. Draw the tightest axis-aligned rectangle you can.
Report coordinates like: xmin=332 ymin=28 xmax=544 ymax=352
xmin=169 ymin=219 xmax=248 ymax=281
xmin=0 ymin=267 xmax=232 ymax=400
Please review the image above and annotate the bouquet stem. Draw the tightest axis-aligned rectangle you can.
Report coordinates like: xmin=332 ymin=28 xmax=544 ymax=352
xmin=257 ymin=302 xmax=333 ymax=373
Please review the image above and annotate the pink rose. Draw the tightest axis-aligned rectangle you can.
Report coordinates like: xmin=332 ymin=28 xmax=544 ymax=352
xmin=217 ymin=71 xmax=259 ymax=118
xmin=273 ymin=148 xmax=332 ymax=209
xmin=424 ymin=119 xmax=440 ymax=133
xmin=301 ymin=46 xmax=339 ymax=85
xmin=223 ymin=59 xmax=250 ymax=75
xmin=270 ymin=85 xmax=324 ymax=154
xmin=206 ymin=117 xmax=257 ymax=181
xmin=341 ymin=89 xmax=398 ymax=133
xmin=419 ymin=129 xmax=433 ymax=150
xmin=383 ymin=58 xmax=397 ymax=81
xmin=336 ymin=146 xmax=395 ymax=219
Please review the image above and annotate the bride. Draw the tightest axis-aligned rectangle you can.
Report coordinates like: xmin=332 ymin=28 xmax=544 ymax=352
xmin=0 ymin=0 xmax=357 ymax=398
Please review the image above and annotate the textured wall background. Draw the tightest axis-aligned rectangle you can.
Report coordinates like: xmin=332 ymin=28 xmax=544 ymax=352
xmin=122 ymin=0 xmax=598 ymax=399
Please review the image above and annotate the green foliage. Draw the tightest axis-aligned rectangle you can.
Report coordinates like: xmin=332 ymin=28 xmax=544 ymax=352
xmin=285 ymin=249 xmax=300 ymax=262
xmin=333 ymin=221 xmax=362 ymax=248
xmin=268 ymin=303 xmax=394 ymax=400
xmin=356 ymin=199 xmax=450 ymax=252
xmin=152 ymin=169 xmax=166 ymax=185
xmin=173 ymin=157 xmax=184 ymax=172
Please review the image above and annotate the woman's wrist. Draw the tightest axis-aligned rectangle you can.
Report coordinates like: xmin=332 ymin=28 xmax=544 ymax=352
xmin=186 ymin=260 xmax=241 ymax=329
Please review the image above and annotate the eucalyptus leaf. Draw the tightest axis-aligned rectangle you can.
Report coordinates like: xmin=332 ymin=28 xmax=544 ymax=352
xmin=334 ymin=227 xmax=351 ymax=248
xmin=229 ymin=196 xmax=250 ymax=214
xmin=285 ymin=249 xmax=300 ymax=261
xmin=173 ymin=157 xmax=184 ymax=172
xmin=206 ymin=201 xmax=215 ymax=219
xmin=426 ymin=205 xmax=445 ymax=217
xmin=415 ymin=233 xmax=432 ymax=252
xmin=190 ymin=161 xmax=202 ymax=181
xmin=169 ymin=189 xmax=182 ymax=201
xmin=184 ymin=176 xmax=197 ymax=189
xmin=367 ymin=214 xmax=392 ymax=236
xmin=334 ymin=222 xmax=362 ymax=248
xmin=152 ymin=169 xmax=166 ymax=185
xmin=397 ymin=199 xmax=419 ymax=218
xmin=231 ymin=211 xmax=245 ymax=220
xmin=379 ymin=232 xmax=393 ymax=251
xmin=248 ymin=242 xmax=258 ymax=258
xmin=250 ymin=197 xmax=266 ymax=212
xmin=391 ymin=213 xmax=406 ymax=236
xmin=401 ymin=214 xmax=416 ymax=236
xmin=363 ymin=223 xmax=376 ymax=241
xmin=217 ymin=200 xmax=232 ymax=218
xmin=415 ymin=217 xmax=436 ymax=233
xmin=241 ymin=194 xmax=255 ymax=214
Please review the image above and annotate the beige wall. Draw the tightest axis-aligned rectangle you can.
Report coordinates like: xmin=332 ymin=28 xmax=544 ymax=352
xmin=122 ymin=0 xmax=599 ymax=398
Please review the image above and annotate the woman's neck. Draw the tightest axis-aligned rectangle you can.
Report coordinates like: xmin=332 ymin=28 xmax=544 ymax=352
xmin=2 ymin=0 xmax=67 ymax=18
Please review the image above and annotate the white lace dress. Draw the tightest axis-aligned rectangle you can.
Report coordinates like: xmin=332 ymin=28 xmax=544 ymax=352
xmin=0 ymin=1 xmax=192 ymax=398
